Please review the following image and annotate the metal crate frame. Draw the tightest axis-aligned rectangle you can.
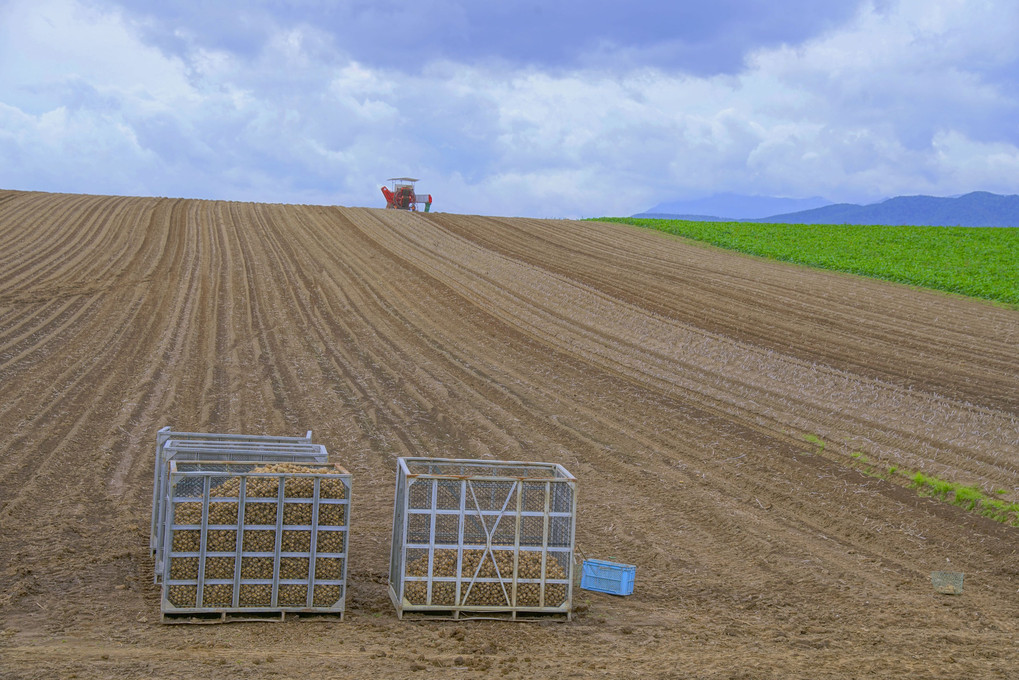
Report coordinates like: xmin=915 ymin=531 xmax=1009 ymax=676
xmin=160 ymin=461 xmax=350 ymax=621
xmin=389 ymin=457 xmax=577 ymax=620
xmin=152 ymin=440 xmax=328 ymax=576
xmin=150 ymin=427 xmax=323 ymax=578
xmin=150 ymin=427 xmax=313 ymax=553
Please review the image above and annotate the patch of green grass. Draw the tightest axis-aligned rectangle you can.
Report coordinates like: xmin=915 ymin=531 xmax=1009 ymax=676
xmin=905 ymin=471 xmax=1019 ymax=525
xmin=911 ymin=472 xmax=955 ymax=500
xmin=953 ymin=485 xmax=983 ymax=511
xmin=844 ymin=455 xmax=1018 ymax=526
xmin=980 ymin=498 xmax=1019 ymax=523
xmin=592 ymin=217 xmax=1019 ymax=305
xmin=803 ymin=434 xmax=825 ymax=453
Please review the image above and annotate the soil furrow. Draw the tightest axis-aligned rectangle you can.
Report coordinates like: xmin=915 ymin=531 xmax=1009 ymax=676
xmin=1 ymin=194 xmax=1016 ymax=679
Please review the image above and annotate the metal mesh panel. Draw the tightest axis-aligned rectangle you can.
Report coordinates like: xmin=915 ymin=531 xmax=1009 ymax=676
xmin=209 ymin=502 xmax=239 ymax=525
xmin=463 ymin=579 xmax=510 ymax=606
xmin=404 ymin=547 xmax=430 ymax=578
xmin=279 ymin=557 xmax=310 ymax=579
xmin=281 ymin=530 xmax=311 ymax=553
xmin=150 ymin=433 xmax=326 ymax=576
xmin=318 ymin=503 xmax=345 ymax=527
xmin=169 ymin=556 xmax=198 ymax=580
xmin=168 ymin=585 xmax=197 ymax=608
xmin=242 ymin=530 xmax=275 ymax=552
xmin=241 ymin=557 xmax=273 ymax=578
xmin=407 ymin=513 xmax=432 ymax=543
xmin=172 ymin=530 xmax=200 ymax=552
xmin=551 ymin=482 xmax=573 ymax=514
xmin=436 ymin=479 xmax=461 ymax=509
xmin=390 ymin=467 xmax=408 ymax=589
xmin=239 ymin=584 xmax=272 ymax=607
xmin=390 ymin=457 xmax=576 ymax=618
xmin=490 ymin=518 xmax=517 ymax=546
xmin=201 ymin=584 xmax=233 ymax=608
xmin=546 ymin=550 xmax=571 ymax=579
xmin=244 ymin=501 xmax=277 ymax=526
xmin=160 ymin=461 xmax=350 ymax=618
xmin=463 ymin=514 xmax=488 ymax=545
xmin=278 ymin=585 xmax=310 ymax=607
xmin=434 ymin=513 xmax=460 ymax=544
xmin=431 ymin=549 xmax=459 ymax=577
xmin=403 ymin=459 xmax=564 ymax=480
xmin=549 ymin=516 xmax=572 ymax=548
xmin=314 ymin=584 xmax=344 ymax=607
xmin=468 ymin=480 xmax=516 ymax=512
xmin=206 ymin=530 xmax=238 ymax=552
xmin=408 ymin=480 xmax=432 ymax=509
xmin=282 ymin=502 xmax=313 ymax=525
xmin=204 ymin=556 xmax=236 ymax=579
xmin=315 ymin=557 xmax=344 ymax=580
xmin=175 ymin=476 xmax=207 ymax=499
xmin=521 ymin=482 xmax=548 ymax=512
xmin=429 ymin=581 xmax=457 ymax=606
xmin=151 ymin=426 xmax=315 ymax=557
xmin=316 ymin=529 xmax=345 ymax=553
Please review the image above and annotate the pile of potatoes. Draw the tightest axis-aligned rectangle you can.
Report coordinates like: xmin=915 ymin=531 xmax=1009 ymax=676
xmin=167 ymin=464 xmax=348 ymax=594
xmin=168 ymin=528 xmax=345 ymax=580
xmin=202 ymin=463 xmax=346 ymax=500
xmin=403 ymin=549 xmax=568 ymax=607
xmin=172 ymin=464 xmax=346 ymax=525
xmin=166 ymin=583 xmax=343 ymax=609
xmin=168 ymin=554 xmax=345 ymax=584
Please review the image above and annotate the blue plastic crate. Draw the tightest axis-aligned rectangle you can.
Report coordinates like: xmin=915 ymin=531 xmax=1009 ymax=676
xmin=580 ymin=559 xmax=636 ymax=596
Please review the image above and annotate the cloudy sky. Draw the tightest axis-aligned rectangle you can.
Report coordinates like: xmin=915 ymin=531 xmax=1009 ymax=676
xmin=1 ymin=0 xmax=1017 ymax=217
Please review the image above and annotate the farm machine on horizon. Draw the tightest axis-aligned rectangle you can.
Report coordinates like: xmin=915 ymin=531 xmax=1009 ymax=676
xmin=381 ymin=177 xmax=433 ymax=212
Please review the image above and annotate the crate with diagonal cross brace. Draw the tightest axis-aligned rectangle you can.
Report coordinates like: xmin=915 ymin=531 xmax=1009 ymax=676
xmin=389 ymin=457 xmax=577 ymax=620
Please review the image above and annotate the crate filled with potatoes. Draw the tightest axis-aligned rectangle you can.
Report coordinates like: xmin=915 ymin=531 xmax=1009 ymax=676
xmin=389 ymin=457 xmax=576 ymax=620
xmin=160 ymin=461 xmax=350 ymax=620
xmin=149 ymin=427 xmax=326 ymax=582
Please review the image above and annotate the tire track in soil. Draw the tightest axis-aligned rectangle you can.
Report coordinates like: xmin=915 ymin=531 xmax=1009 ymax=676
xmin=105 ymin=198 xmax=208 ymax=502
xmin=357 ymin=210 xmax=1019 ymax=493
xmin=0 ymin=199 xmax=152 ymax=499
xmin=0 ymin=196 xmax=206 ymax=612
xmin=362 ymin=211 xmax=1014 ymax=562
xmin=344 ymin=209 xmax=1018 ymax=658
xmin=433 ymin=213 xmax=1019 ymax=412
xmin=1 ymin=194 xmax=1017 ymax=678
xmin=285 ymin=210 xmax=1010 ymax=632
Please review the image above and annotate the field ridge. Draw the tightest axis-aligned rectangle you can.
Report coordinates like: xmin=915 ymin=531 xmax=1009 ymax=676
xmin=1 ymin=190 xmax=1016 ymax=678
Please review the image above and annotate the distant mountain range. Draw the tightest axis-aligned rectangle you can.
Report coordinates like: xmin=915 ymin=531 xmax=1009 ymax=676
xmin=636 ymin=191 xmax=1019 ymax=227
xmin=640 ymin=193 xmax=832 ymax=219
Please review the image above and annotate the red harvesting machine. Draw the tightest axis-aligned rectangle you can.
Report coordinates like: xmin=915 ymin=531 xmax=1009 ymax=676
xmin=381 ymin=177 xmax=432 ymax=212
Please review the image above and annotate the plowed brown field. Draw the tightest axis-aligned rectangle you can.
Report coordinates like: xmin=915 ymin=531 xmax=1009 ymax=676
xmin=1 ymin=189 xmax=1017 ymax=679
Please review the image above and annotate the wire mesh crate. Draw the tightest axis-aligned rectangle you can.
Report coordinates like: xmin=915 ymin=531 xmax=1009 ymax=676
xmin=150 ymin=428 xmax=325 ymax=579
xmin=389 ymin=457 xmax=577 ymax=620
xmin=150 ymin=427 xmax=315 ymax=555
xmin=159 ymin=460 xmax=350 ymax=621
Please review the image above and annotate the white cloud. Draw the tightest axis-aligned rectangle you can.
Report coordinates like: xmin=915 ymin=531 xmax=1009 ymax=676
xmin=1 ymin=0 xmax=1017 ymax=216
xmin=0 ymin=0 xmax=195 ymax=111
xmin=0 ymin=101 xmax=161 ymax=195
xmin=930 ymin=130 xmax=1019 ymax=188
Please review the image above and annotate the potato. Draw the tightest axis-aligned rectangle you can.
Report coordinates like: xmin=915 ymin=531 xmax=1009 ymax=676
xmin=403 ymin=548 xmax=569 ymax=607
xmin=163 ymin=463 xmax=349 ymax=612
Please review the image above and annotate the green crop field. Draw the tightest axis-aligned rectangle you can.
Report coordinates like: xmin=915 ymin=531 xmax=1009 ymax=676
xmin=595 ymin=218 xmax=1019 ymax=305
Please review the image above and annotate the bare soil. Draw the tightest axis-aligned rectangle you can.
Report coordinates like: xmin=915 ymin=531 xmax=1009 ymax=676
xmin=1 ymin=190 xmax=1017 ymax=679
